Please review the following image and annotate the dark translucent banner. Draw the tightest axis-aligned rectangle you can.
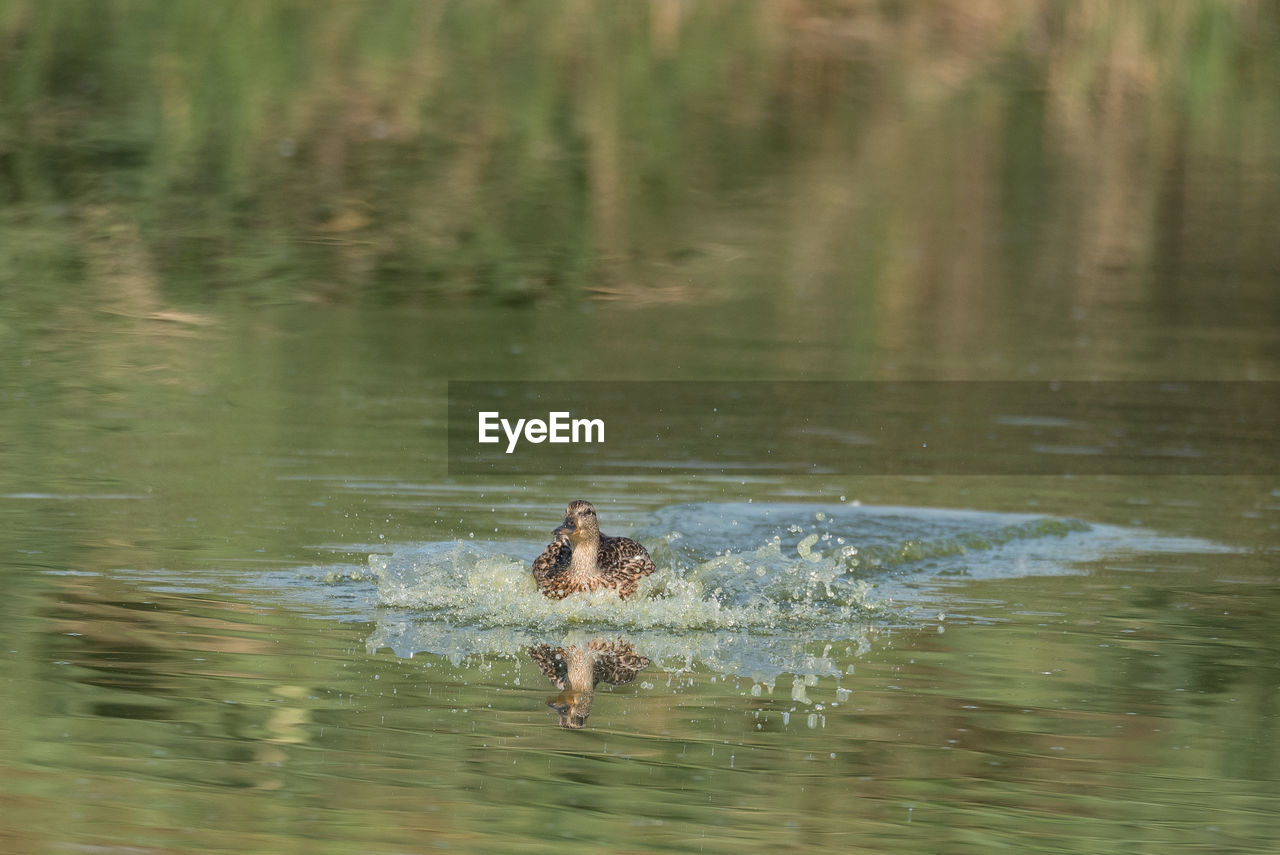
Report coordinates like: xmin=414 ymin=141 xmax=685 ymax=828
xmin=447 ymin=381 xmax=1278 ymax=476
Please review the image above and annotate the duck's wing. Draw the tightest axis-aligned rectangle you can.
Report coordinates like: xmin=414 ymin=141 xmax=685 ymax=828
xmin=598 ymin=536 xmax=656 ymax=578
xmin=528 ymin=644 xmax=569 ymax=690
xmin=531 ymin=536 xmax=571 ymax=588
xmin=597 ymin=535 xmax=657 ymax=599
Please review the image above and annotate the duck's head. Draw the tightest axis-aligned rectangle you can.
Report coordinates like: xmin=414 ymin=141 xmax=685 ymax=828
xmin=553 ymin=500 xmax=600 ymax=545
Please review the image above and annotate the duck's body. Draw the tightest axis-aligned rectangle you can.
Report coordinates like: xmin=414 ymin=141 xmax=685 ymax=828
xmin=531 ymin=500 xmax=655 ymax=599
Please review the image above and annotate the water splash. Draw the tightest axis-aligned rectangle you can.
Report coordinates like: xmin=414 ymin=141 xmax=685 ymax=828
xmin=366 ymin=537 xmax=873 ymax=634
xmin=359 ymin=502 xmax=1236 ymax=683
xmin=365 ymin=505 xmax=1100 ymax=631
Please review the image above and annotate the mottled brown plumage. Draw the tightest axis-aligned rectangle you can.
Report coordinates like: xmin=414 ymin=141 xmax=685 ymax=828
xmin=531 ymin=500 xmax=656 ymax=599
xmin=528 ymin=640 xmax=651 ymax=728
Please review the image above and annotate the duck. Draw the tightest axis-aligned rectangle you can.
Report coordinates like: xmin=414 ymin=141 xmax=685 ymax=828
xmin=531 ymin=500 xmax=656 ymax=599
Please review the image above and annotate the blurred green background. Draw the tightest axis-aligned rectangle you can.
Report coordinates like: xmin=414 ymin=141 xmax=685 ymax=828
xmin=2 ymin=0 xmax=1276 ymax=317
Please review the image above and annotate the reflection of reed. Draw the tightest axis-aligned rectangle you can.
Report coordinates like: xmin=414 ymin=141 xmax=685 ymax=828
xmin=45 ymin=575 xmax=316 ymax=789
xmin=528 ymin=640 xmax=649 ymax=729
xmin=3 ymin=1 xmax=1272 ymax=311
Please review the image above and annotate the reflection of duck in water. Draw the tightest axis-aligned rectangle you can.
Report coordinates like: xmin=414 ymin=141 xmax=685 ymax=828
xmin=528 ymin=640 xmax=650 ymax=729
xmin=532 ymin=500 xmax=656 ymax=600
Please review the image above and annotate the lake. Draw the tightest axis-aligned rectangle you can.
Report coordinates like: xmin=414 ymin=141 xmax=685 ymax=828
xmin=1 ymin=3 xmax=1278 ymax=853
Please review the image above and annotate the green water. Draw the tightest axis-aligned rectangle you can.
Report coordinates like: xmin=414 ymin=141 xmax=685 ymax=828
xmin=3 ymin=304 xmax=1275 ymax=854
xmin=2 ymin=2 xmax=1279 ymax=853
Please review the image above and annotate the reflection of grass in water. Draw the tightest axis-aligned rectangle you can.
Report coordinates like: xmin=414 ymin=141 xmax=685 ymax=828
xmin=0 ymin=1 xmax=1276 ymax=308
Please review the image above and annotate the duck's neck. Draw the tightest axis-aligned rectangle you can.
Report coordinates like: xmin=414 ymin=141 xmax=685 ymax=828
xmin=569 ymin=537 xmax=601 ymax=575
